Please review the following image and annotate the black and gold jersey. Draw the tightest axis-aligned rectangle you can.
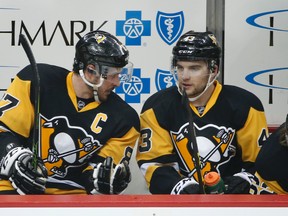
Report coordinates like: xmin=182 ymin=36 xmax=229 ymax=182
xmin=256 ymin=122 xmax=288 ymax=194
xmin=0 ymin=63 xmax=140 ymax=194
xmin=136 ymin=81 xmax=269 ymax=194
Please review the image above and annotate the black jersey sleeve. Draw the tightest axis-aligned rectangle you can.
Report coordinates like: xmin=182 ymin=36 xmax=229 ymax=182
xmin=136 ymin=87 xmax=183 ymax=194
xmin=255 ymin=123 xmax=288 ymax=193
xmin=149 ymin=165 xmax=182 ymax=194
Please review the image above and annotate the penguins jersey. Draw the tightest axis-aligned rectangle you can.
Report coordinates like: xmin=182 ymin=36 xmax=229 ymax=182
xmin=255 ymin=122 xmax=288 ymax=194
xmin=136 ymin=81 xmax=271 ymax=194
xmin=0 ymin=63 xmax=140 ymax=194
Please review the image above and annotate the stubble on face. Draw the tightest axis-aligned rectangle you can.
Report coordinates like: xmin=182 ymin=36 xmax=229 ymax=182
xmin=179 ymin=73 xmax=210 ymax=98
xmin=97 ymin=81 xmax=115 ymax=102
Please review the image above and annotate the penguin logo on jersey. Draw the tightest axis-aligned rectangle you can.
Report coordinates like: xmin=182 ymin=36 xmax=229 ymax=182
xmin=40 ymin=115 xmax=102 ymax=177
xmin=171 ymin=123 xmax=235 ymax=179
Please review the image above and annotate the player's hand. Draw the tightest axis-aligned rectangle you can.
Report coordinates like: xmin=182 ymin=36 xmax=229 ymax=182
xmin=83 ymin=157 xmax=131 ymax=194
xmin=0 ymin=147 xmax=48 ymax=194
xmin=170 ymin=177 xmax=200 ymax=194
xmin=223 ymin=172 xmax=253 ymax=194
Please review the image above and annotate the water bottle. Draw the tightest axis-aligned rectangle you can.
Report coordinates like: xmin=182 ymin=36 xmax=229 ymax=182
xmin=204 ymin=171 xmax=226 ymax=194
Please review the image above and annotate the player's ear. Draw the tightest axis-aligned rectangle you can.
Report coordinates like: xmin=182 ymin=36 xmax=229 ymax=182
xmin=209 ymin=60 xmax=218 ymax=73
xmin=86 ymin=64 xmax=95 ymax=73
xmin=209 ymin=65 xmax=218 ymax=76
xmin=212 ymin=64 xmax=218 ymax=74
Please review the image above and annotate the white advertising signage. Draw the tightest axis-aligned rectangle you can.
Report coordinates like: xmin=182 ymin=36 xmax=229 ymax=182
xmin=0 ymin=0 xmax=206 ymax=114
xmin=225 ymin=0 xmax=288 ymax=125
xmin=0 ymin=0 xmax=206 ymax=194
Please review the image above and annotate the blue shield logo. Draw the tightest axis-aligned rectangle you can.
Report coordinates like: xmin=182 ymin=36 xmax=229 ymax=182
xmin=156 ymin=11 xmax=185 ymax=45
xmin=155 ymin=69 xmax=176 ymax=91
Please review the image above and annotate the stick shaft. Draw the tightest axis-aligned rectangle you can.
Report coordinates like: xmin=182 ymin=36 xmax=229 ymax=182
xmin=182 ymin=90 xmax=205 ymax=194
xmin=19 ymin=34 xmax=40 ymax=168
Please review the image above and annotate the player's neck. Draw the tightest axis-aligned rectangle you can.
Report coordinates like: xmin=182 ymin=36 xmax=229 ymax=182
xmin=72 ymin=73 xmax=94 ymax=99
xmin=191 ymin=83 xmax=215 ymax=107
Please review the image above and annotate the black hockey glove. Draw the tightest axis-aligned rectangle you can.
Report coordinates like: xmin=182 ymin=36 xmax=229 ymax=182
xmin=223 ymin=172 xmax=253 ymax=194
xmin=170 ymin=177 xmax=200 ymax=194
xmin=0 ymin=147 xmax=47 ymax=194
xmin=83 ymin=157 xmax=131 ymax=194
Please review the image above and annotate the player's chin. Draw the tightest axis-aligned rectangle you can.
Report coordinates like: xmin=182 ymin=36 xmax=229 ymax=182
xmin=181 ymin=85 xmax=193 ymax=93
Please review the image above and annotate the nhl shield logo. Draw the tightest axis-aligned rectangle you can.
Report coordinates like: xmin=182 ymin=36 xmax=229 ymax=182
xmin=156 ymin=11 xmax=185 ymax=45
xmin=155 ymin=69 xmax=176 ymax=91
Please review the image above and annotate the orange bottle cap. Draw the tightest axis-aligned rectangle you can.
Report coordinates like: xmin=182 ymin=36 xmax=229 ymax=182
xmin=204 ymin=171 xmax=220 ymax=186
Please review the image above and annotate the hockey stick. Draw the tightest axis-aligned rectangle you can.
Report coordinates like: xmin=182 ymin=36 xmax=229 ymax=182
xmin=19 ymin=34 xmax=40 ymax=169
xmin=188 ymin=129 xmax=231 ymax=177
xmin=182 ymin=90 xmax=205 ymax=194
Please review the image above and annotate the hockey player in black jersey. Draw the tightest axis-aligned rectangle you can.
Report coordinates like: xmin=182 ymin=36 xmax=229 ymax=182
xmin=0 ymin=30 xmax=140 ymax=194
xmin=136 ymin=31 xmax=273 ymax=194
xmin=255 ymin=114 xmax=288 ymax=194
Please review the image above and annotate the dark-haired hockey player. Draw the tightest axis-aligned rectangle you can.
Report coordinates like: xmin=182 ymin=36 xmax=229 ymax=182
xmin=0 ymin=30 xmax=139 ymax=194
xmin=255 ymin=114 xmax=288 ymax=194
xmin=136 ymin=31 xmax=273 ymax=194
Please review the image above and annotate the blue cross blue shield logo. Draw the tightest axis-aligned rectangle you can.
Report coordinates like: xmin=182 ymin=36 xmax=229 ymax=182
xmin=116 ymin=68 xmax=150 ymax=103
xmin=155 ymin=69 xmax=176 ymax=91
xmin=156 ymin=11 xmax=185 ymax=45
xmin=116 ymin=11 xmax=151 ymax=46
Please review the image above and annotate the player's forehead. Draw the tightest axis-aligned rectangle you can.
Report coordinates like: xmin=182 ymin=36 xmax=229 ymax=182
xmin=176 ymin=60 xmax=206 ymax=67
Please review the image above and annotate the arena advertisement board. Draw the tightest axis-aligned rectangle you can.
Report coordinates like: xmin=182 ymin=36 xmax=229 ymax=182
xmin=224 ymin=0 xmax=288 ymax=125
xmin=0 ymin=0 xmax=206 ymax=113
xmin=1 ymin=207 xmax=288 ymax=216
xmin=0 ymin=0 xmax=206 ymax=194
xmin=1 ymin=194 xmax=288 ymax=214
